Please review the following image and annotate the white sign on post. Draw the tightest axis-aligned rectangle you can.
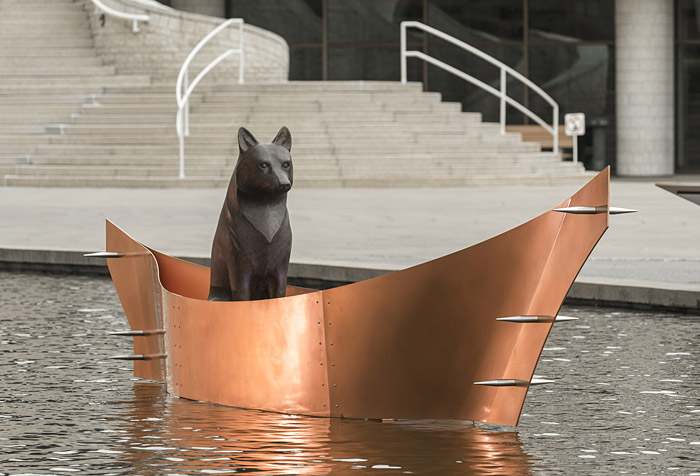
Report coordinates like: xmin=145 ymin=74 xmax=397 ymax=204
xmin=564 ymin=113 xmax=585 ymax=164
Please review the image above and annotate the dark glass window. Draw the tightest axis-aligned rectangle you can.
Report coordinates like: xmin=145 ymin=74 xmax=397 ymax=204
xmin=427 ymin=0 xmax=524 ymax=43
xmin=676 ymin=44 xmax=700 ymax=172
xmin=677 ymin=0 xmax=700 ymax=40
xmin=425 ymin=44 xmax=525 ymax=122
xmin=527 ymin=44 xmax=613 ymax=119
xmin=676 ymin=0 xmax=700 ymax=172
xmin=229 ymin=0 xmax=323 ymax=79
xmin=327 ymin=0 xmax=422 ymax=44
xmin=528 ymin=0 xmax=614 ymax=43
xmin=230 ymin=0 xmax=322 ymax=44
xmin=328 ymin=46 xmax=414 ymax=80
xmin=290 ymin=47 xmax=323 ymax=80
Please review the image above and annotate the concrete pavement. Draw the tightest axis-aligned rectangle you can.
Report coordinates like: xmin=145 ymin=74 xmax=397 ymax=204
xmin=0 ymin=176 xmax=698 ymax=309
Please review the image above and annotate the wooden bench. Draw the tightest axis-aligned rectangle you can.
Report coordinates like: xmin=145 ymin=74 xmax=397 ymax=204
xmin=506 ymin=125 xmax=574 ymax=159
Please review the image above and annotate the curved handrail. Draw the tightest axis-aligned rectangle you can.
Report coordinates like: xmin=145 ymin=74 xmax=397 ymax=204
xmin=90 ymin=0 xmax=149 ymax=33
xmin=400 ymin=21 xmax=559 ymax=155
xmin=176 ymin=18 xmax=245 ymax=179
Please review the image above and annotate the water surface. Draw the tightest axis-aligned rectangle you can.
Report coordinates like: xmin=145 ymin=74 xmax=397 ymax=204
xmin=1 ymin=271 xmax=698 ymax=475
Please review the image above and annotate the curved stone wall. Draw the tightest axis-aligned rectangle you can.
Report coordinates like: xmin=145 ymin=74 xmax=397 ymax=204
xmin=82 ymin=0 xmax=289 ymax=84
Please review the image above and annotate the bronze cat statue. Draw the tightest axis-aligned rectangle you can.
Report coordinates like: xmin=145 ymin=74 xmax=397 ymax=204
xmin=208 ymin=126 xmax=293 ymax=301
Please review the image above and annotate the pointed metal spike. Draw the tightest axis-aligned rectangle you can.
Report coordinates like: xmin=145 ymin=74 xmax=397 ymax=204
xmin=84 ymin=251 xmax=125 ymax=258
xmin=553 ymin=206 xmax=637 ymax=215
xmin=497 ymin=315 xmax=553 ymax=323
xmin=553 ymin=206 xmax=599 ymax=214
xmin=107 ymin=329 xmax=165 ymax=336
xmin=110 ymin=354 xmax=147 ymax=360
xmin=475 ymin=378 xmax=555 ymax=387
xmin=496 ymin=315 xmax=578 ymax=323
xmin=609 ymin=207 xmax=637 ymax=215
xmin=109 ymin=353 xmax=166 ymax=361
xmin=474 ymin=379 xmax=527 ymax=387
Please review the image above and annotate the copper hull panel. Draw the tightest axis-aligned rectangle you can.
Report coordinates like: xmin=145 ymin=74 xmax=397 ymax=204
xmin=106 ymin=168 xmax=610 ymax=426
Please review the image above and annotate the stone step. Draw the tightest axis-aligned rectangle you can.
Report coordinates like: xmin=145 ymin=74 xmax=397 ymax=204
xmin=75 ymin=106 xmax=466 ymax=122
xmin=0 ymin=57 xmax=103 ymax=67
xmin=0 ymin=85 xmax=107 ymax=95
xmin=94 ymin=93 xmax=206 ymax=105
xmin=54 ymin=124 xmax=512 ymax=142
xmin=79 ymin=93 xmax=451 ymax=109
xmin=0 ymin=95 xmax=96 ymax=106
xmin=56 ymin=119 xmax=490 ymax=134
xmin=0 ymin=135 xmax=52 ymax=146
xmin=1 ymin=125 xmax=53 ymax=134
xmin=2 ymin=175 xmax=230 ymax=188
xmin=26 ymin=152 xmax=562 ymax=168
xmin=0 ymin=113 xmax=81 ymax=124
xmin=25 ymin=141 xmax=548 ymax=157
xmin=9 ymin=161 xmax=578 ymax=178
xmin=104 ymin=81 xmax=425 ymax=95
xmin=32 ymin=144 xmax=235 ymax=156
xmin=40 ymin=134 xmax=533 ymax=150
xmin=68 ymin=115 xmax=483 ymax=133
xmin=0 ymin=75 xmax=152 ymax=88
xmin=0 ymin=65 xmax=117 ymax=76
xmin=95 ymin=89 xmax=443 ymax=105
xmin=0 ymin=48 xmax=98 ymax=58
xmin=190 ymin=102 xmax=462 ymax=114
xmin=76 ymin=103 xmax=463 ymax=117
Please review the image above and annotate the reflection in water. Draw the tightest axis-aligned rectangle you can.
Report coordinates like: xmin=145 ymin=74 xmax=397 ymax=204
xmin=112 ymin=383 xmax=534 ymax=475
xmin=2 ymin=271 xmax=699 ymax=475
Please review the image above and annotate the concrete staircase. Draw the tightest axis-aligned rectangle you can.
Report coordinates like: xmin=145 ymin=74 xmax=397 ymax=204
xmin=0 ymin=0 xmax=589 ymax=187
xmin=0 ymin=0 xmax=151 ymax=179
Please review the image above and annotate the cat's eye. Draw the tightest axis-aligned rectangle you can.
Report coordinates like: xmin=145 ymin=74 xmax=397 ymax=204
xmin=282 ymin=161 xmax=291 ymax=169
xmin=259 ymin=163 xmax=269 ymax=170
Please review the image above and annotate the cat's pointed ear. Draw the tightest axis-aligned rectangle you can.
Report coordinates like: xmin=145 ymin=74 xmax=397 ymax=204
xmin=272 ymin=126 xmax=292 ymax=152
xmin=238 ymin=127 xmax=259 ymax=153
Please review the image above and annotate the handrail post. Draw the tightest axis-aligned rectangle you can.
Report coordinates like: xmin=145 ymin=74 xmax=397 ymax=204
xmin=239 ymin=21 xmax=245 ymax=84
xmin=499 ymin=67 xmax=506 ymax=135
xmin=400 ymin=22 xmax=407 ymax=84
xmin=132 ymin=19 xmax=139 ymax=33
xmin=179 ymin=134 xmax=186 ymax=179
xmin=552 ymin=105 xmax=559 ymax=155
xmin=183 ymin=71 xmax=190 ymax=137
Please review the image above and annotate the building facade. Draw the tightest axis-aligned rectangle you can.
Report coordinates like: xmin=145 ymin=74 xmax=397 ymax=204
xmin=160 ymin=0 xmax=700 ymax=176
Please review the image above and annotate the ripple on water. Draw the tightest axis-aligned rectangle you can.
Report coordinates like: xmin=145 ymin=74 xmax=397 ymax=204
xmin=1 ymin=271 xmax=699 ymax=475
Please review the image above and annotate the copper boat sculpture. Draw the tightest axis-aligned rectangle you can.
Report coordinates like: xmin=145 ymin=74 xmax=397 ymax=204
xmin=96 ymin=167 xmax=631 ymax=427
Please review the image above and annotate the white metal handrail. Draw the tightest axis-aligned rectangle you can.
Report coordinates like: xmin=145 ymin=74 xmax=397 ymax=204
xmin=176 ymin=18 xmax=245 ymax=179
xmin=400 ymin=21 xmax=559 ymax=155
xmin=90 ymin=0 xmax=149 ymax=33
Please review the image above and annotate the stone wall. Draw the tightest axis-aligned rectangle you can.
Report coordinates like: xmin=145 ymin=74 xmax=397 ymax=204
xmin=82 ymin=0 xmax=289 ymax=85
xmin=615 ymin=0 xmax=674 ymax=176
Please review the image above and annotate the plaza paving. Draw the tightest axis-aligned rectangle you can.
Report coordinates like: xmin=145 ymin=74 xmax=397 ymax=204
xmin=0 ymin=175 xmax=698 ymax=308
